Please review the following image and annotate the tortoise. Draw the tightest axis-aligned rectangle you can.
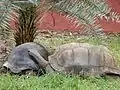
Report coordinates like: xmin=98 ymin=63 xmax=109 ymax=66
xmin=1 ymin=42 xmax=49 ymax=76
xmin=47 ymin=42 xmax=120 ymax=76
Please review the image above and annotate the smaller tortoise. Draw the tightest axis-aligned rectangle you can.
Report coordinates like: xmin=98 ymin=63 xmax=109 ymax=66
xmin=47 ymin=43 xmax=120 ymax=76
xmin=1 ymin=42 xmax=49 ymax=76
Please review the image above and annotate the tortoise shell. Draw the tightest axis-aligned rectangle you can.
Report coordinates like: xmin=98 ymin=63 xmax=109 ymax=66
xmin=3 ymin=42 xmax=49 ymax=75
xmin=48 ymin=43 xmax=120 ymax=76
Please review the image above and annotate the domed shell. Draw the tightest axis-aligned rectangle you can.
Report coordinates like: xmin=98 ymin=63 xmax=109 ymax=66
xmin=3 ymin=42 xmax=49 ymax=74
xmin=48 ymin=43 xmax=120 ymax=76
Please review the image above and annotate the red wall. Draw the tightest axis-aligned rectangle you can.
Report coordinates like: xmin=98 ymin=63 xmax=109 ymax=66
xmin=37 ymin=12 xmax=82 ymax=31
xmin=10 ymin=0 xmax=120 ymax=33
xmin=38 ymin=0 xmax=120 ymax=33
xmin=99 ymin=0 xmax=120 ymax=32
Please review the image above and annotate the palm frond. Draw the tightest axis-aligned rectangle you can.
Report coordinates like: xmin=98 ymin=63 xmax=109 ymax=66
xmin=54 ymin=0 xmax=120 ymax=35
xmin=12 ymin=2 xmax=37 ymax=46
xmin=0 ymin=0 xmax=41 ymax=45
xmin=0 ymin=0 xmax=120 ymax=42
xmin=0 ymin=0 xmax=40 ymax=29
xmin=0 ymin=0 xmax=13 ymax=29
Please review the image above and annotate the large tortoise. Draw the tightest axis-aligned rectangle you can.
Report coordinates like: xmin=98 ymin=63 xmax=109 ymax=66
xmin=47 ymin=43 xmax=120 ymax=76
xmin=1 ymin=42 xmax=49 ymax=76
